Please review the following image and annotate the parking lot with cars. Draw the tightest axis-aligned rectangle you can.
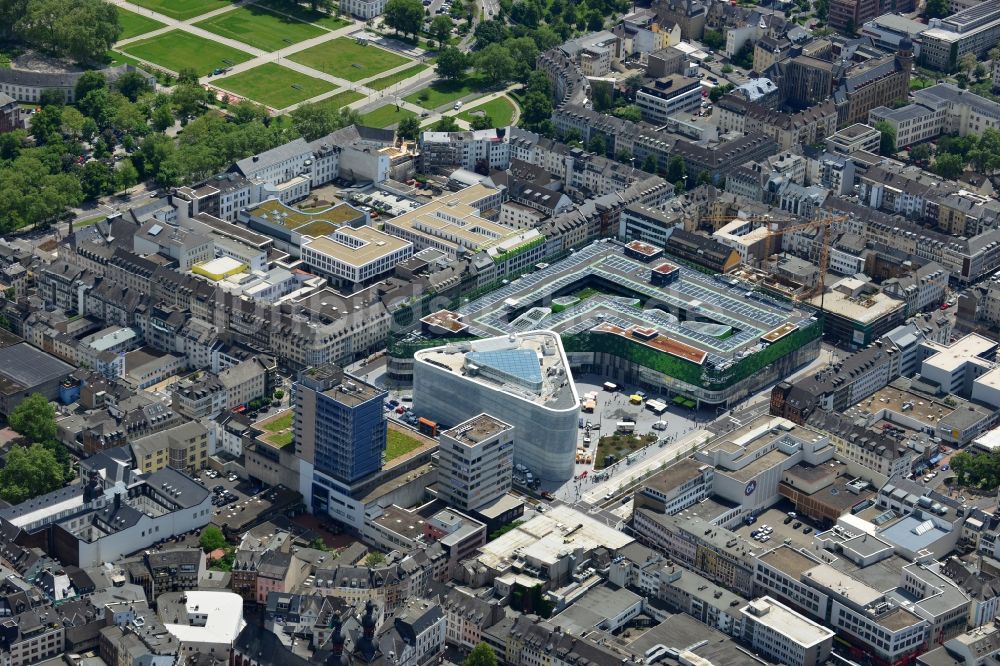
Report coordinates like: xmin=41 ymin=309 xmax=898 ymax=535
xmin=733 ymin=502 xmax=820 ymax=550
xmin=194 ymin=468 xmax=260 ymax=516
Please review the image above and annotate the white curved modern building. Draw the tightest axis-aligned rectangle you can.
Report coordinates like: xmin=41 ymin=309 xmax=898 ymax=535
xmin=413 ymin=331 xmax=580 ymax=482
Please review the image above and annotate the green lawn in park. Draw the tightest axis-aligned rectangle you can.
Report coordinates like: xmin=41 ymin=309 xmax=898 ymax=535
xmin=195 ymin=5 xmax=326 ymax=51
xmin=367 ymin=64 xmax=429 ymax=91
xmin=116 ymin=8 xmax=166 ymax=40
xmin=128 ymin=0 xmax=232 ymax=21
xmin=215 ymin=63 xmax=335 ymax=108
xmin=404 ymin=73 xmax=486 ymax=109
xmin=312 ymin=89 xmax=364 ymax=111
xmin=106 ymin=50 xmax=146 ymax=69
xmin=289 ymin=37 xmax=410 ymax=82
xmin=361 ymin=103 xmax=416 ymax=128
xmin=458 ymin=95 xmax=516 ymax=126
xmin=122 ymin=30 xmax=253 ymax=76
xmin=254 ymin=0 xmax=350 ymax=29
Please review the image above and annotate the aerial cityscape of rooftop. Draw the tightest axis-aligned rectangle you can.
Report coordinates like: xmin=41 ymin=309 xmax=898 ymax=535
xmin=5 ymin=0 xmax=1000 ymax=664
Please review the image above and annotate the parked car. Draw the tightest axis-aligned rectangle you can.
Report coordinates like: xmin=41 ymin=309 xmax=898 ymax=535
xmin=783 ymin=516 xmax=793 ymax=524
xmin=793 ymin=521 xmax=802 ymax=529
xmin=803 ymin=527 xmax=813 ymax=534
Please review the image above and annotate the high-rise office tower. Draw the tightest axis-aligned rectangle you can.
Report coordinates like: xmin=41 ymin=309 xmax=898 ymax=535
xmin=294 ymin=364 xmax=387 ymax=484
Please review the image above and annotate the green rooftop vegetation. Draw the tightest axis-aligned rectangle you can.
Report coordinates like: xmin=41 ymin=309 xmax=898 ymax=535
xmin=249 ymin=199 xmax=362 ymax=231
xmin=295 ymin=220 xmax=338 ymax=238
xmin=258 ymin=410 xmax=294 ymax=448
xmin=386 ymin=429 xmax=423 ymax=461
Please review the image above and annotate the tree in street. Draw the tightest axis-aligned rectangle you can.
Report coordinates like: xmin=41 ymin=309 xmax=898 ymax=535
xmin=8 ymin=393 xmax=57 ymax=443
xmin=702 ymin=29 xmax=724 ymax=50
xmin=0 ymin=443 xmax=65 ymax=504
xmin=910 ymin=143 xmax=933 ymax=163
xmin=231 ymin=101 xmax=268 ymax=125
xmin=430 ymin=14 xmax=453 ymax=47
xmin=115 ymin=71 xmax=152 ymax=102
xmin=588 ymin=134 xmax=605 ymax=156
xmin=474 ymin=43 xmax=515 ymax=85
xmin=642 ymin=153 xmax=658 ymax=173
xmin=396 ymin=115 xmax=421 ymax=140
xmin=709 ymin=83 xmax=733 ymax=102
xmin=81 ymin=160 xmax=113 ymax=199
xmin=933 ymin=152 xmax=964 ymax=179
xmin=461 ymin=643 xmax=498 ymax=666
xmin=520 ymin=91 xmax=552 ymax=133
xmin=74 ymin=71 xmax=106 ymax=103
xmin=612 ymin=105 xmax=641 ymax=122
xmin=14 ymin=0 xmax=120 ymax=64
xmin=470 ymin=113 xmax=493 ymax=130
xmin=666 ymin=154 xmax=686 ymax=183
xmin=473 ymin=19 xmax=508 ymax=47
xmin=875 ymin=120 xmax=896 ymax=156
xmin=505 ymin=36 xmax=539 ymax=82
xmin=115 ymin=159 xmax=139 ymax=193
xmin=290 ymin=103 xmax=354 ymax=141
xmin=623 ymin=73 xmax=643 ymax=99
xmin=436 ymin=46 xmax=468 ymax=79
xmin=433 ymin=115 xmax=459 ymax=132
xmin=171 ymin=84 xmax=211 ymax=122
xmin=960 ymin=53 xmax=977 ymax=77
xmin=384 ymin=0 xmax=424 ymax=38
xmin=177 ymin=68 xmax=200 ymax=85
xmin=151 ymin=104 xmax=175 ymax=132
xmin=199 ymin=525 xmax=226 ymax=552
xmin=924 ymin=0 xmax=948 ymax=18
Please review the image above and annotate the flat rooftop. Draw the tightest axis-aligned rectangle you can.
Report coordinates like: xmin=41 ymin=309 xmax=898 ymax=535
xmin=803 ymin=563 xmax=882 ymax=606
xmin=160 ymin=590 xmax=245 ymax=644
xmin=643 ymin=459 xmax=707 ymax=495
xmin=0 ymin=343 xmax=73 ymax=394
xmin=421 ymin=309 xmax=469 ymax=334
xmin=303 ymin=226 xmax=411 ymax=267
xmin=846 ymin=384 xmax=955 ymax=431
xmin=810 ymin=285 xmax=905 ymax=323
xmin=415 ymin=331 xmax=578 ymax=411
xmin=246 ymin=199 xmax=365 ymax=233
xmin=741 ymin=597 xmax=834 ymax=647
xmin=833 ymin=123 xmax=880 ymax=139
xmin=442 ymin=413 xmax=513 ymax=446
xmin=759 ymin=546 xmax=823 ymax=579
xmin=593 ymin=322 xmax=707 ymax=365
xmin=382 ymin=183 xmax=512 ymax=253
xmin=875 ymin=607 xmax=925 ymax=631
xmin=454 ymin=241 xmax=815 ymax=367
xmin=922 ymin=334 xmax=996 ymax=373
xmin=477 ymin=503 xmax=633 ymax=570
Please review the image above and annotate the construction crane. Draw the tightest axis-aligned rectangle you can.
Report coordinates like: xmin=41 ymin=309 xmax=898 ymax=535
xmin=703 ymin=212 xmax=849 ymax=312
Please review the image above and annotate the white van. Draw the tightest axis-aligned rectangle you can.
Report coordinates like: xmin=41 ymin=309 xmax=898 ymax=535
xmin=616 ymin=421 xmax=636 ymax=433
